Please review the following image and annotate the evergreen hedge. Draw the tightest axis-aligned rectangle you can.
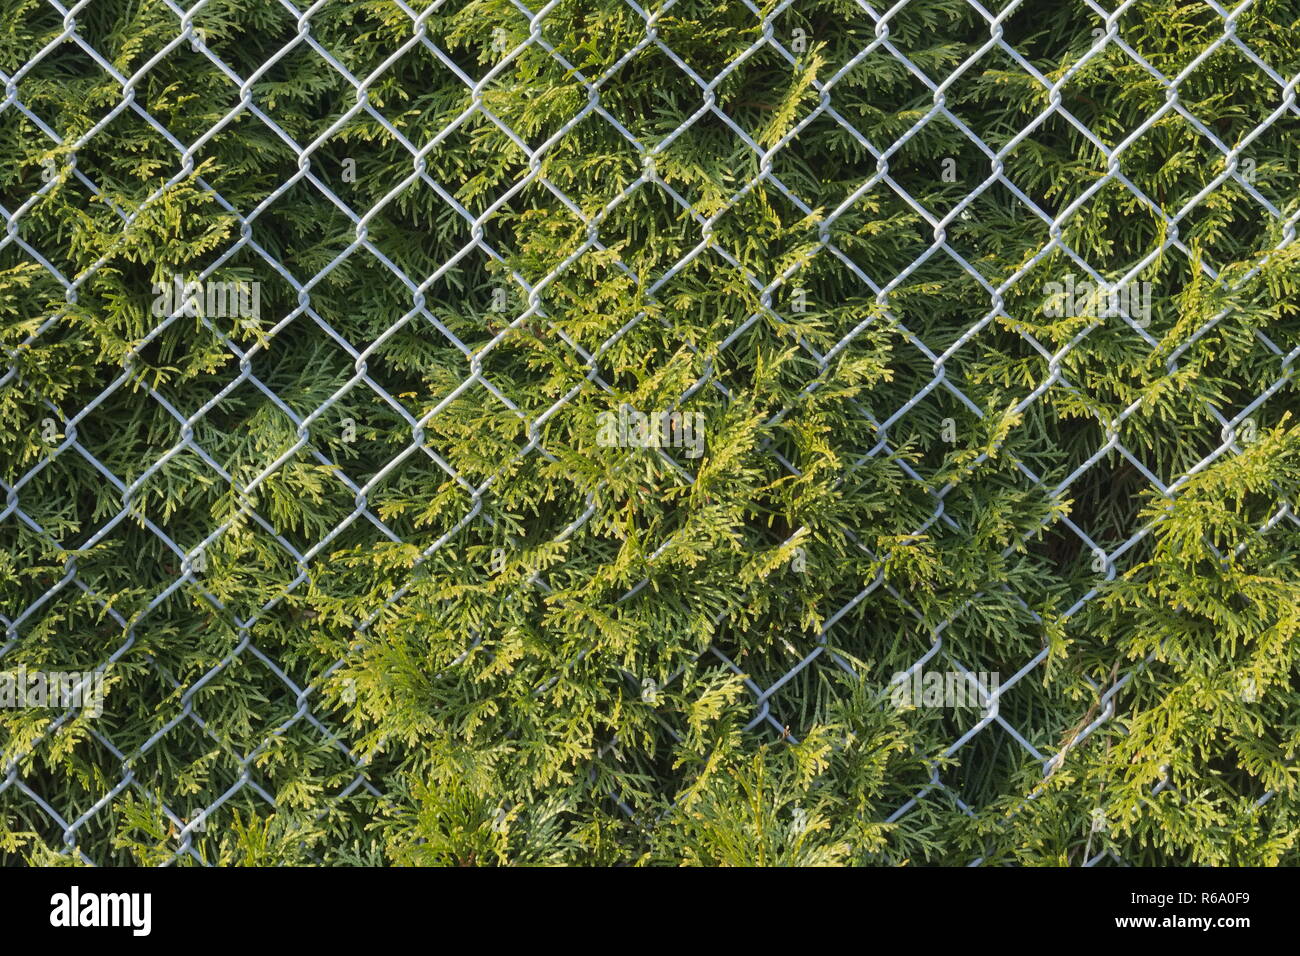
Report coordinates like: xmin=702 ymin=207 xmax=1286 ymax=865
xmin=2 ymin=0 xmax=1299 ymax=865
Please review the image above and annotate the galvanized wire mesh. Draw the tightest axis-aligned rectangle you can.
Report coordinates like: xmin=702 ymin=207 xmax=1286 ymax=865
xmin=2 ymin=0 xmax=1298 ymax=865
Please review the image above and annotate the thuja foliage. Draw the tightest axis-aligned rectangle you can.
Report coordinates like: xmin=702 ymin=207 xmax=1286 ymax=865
xmin=1 ymin=0 xmax=1299 ymax=866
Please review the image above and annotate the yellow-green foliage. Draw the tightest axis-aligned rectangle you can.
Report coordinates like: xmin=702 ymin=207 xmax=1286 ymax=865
xmin=1 ymin=0 xmax=1298 ymax=865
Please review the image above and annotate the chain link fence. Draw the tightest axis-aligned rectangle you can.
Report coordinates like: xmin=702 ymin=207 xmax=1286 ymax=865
xmin=3 ymin=0 xmax=1299 ymax=865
